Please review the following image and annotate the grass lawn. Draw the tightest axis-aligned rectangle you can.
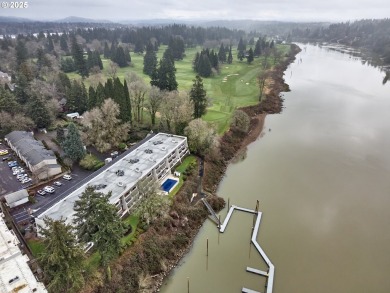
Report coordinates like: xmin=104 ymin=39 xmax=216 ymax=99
xmin=67 ymin=44 xmax=290 ymax=134
xmin=169 ymin=155 xmax=197 ymax=198
xmin=27 ymin=239 xmax=45 ymax=258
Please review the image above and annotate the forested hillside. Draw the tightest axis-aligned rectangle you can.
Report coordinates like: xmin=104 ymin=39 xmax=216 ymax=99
xmin=291 ymin=19 xmax=390 ymax=65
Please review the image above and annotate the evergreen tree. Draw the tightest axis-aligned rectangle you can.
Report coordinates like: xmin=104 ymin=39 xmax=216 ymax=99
xmin=104 ymin=78 xmax=114 ymax=98
xmin=168 ymin=36 xmax=185 ymax=60
xmin=134 ymin=38 xmax=144 ymax=54
xmin=61 ymin=58 xmax=76 ymax=72
xmin=237 ymin=37 xmax=246 ymax=61
xmin=209 ymin=49 xmax=219 ymax=69
xmin=151 ymin=52 xmax=178 ymax=91
xmin=197 ymin=53 xmax=212 ymax=77
xmin=124 ymin=47 xmax=131 ymax=64
xmin=39 ymin=217 xmax=85 ymax=293
xmin=227 ymin=46 xmax=233 ymax=64
xmin=15 ymin=40 xmax=28 ymax=67
xmin=71 ymin=36 xmax=88 ymax=77
xmin=88 ymin=86 xmax=97 ymax=110
xmin=60 ymin=33 xmax=68 ymax=53
xmin=247 ymin=47 xmax=254 ymax=64
xmin=114 ymin=46 xmax=127 ymax=67
xmin=143 ymin=42 xmax=157 ymax=77
xmin=190 ymin=75 xmax=207 ymax=118
xmin=73 ymin=187 xmax=125 ymax=267
xmin=63 ymin=122 xmax=85 ymax=162
xmin=46 ymin=35 xmax=54 ymax=52
xmin=218 ymin=43 xmax=227 ymax=63
xmin=123 ymin=79 xmax=132 ymax=123
xmin=193 ymin=52 xmax=200 ymax=71
xmin=26 ymin=95 xmax=52 ymax=128
xmin=103 ymin=41 xmax=110 ymax=58
xmin=254 ymin=39 xmax=262 ymax=57
xmin=95 ymin=83 xmax=106 ymax=107
xmin=112 ymin=78 xmax=128 ymax=122
xmin=66 ymin=80 xmax=87 ymax=113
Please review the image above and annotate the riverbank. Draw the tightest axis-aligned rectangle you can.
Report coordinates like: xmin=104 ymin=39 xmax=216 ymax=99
xmin=79 ymin=44 xmax=301 ymax=293
xmin=203 ymin=43 xmax=301 ymax=193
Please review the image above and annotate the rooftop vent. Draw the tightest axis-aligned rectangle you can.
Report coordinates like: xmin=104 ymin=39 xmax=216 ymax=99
xmin=172 ymin=139 xmax=177 ymax=143
xmin=129 ymin=158 xmax=139 ymax=164
xmin=116 ymin=170 xmax=124 ymax=176
xmin=93 ymin=184 xmax=107 ymax=190
xmin=168 ymin=134 xmax=173 ymax=137
xmin=161 ymin=146 xmax=166 ymax=151
xmin=9 ymin=276 xmax=19 ymax=284
xmin=117 ymin=182 xmax=124 ymax=187
xmin=145 ymin=149 xmax=153 ymax=154
xmin=153 ymin=140 xmax=163 ymax=145
xmin=135 ymin=167 xmax=140 ymax=172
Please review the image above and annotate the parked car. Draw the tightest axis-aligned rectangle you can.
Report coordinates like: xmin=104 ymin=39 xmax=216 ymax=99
xmin=36 ymin=190 xmax=46 ymax=196
xmin=53 ymin=181 xmax=62 ymax=186
xmin=2 ymin=156 xmax=9 ymax=161
xmin=8 ymin=161 xmax=18 ymax=167
xmin=0 ymin=149 xmax=8 ymax=155
xmin=12 ymin=170 xmax=22 ymax=175
xmin=21 ymin=177 xmax=32 ymax=184
xmin=63 ymin=174 xmax=72 ymax=180
xmin=110 ymin=151 xmax=119 ymax=158
xmin=17 ymin=174 xmax=28 ymax=180
xmin=43 ymin=186 xmax=55 ymax=193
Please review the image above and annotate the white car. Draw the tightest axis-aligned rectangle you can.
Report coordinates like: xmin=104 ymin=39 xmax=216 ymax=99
xmin=16 ymin=173 xmax=27 ymax=180
xmin=21 ymin=177 xmax=32 ymax=184
xmin=12 ymin=170 xmax=22 ymax=175
xmin=53 ymin=181 xmax=62 ymax=186
xmin=63 ymin=174 xmax=72 ymax=180
xmin=43 ymin=186 xmax=55 ymax=193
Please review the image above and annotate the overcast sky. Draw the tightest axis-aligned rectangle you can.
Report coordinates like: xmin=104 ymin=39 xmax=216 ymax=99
xmin=1 ymin=0 xmax=389 ymax=22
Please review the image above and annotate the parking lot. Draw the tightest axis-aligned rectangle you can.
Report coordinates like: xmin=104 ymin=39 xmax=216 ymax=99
xmin=0 ymin=146 xmax=33 ymax=197
xmin=10 ymin=167 xmax=93 ymax=224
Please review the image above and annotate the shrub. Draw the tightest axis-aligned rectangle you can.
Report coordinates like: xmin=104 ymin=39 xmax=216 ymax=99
xmin=118 ymin=142 xmax=127 ymax=150
xmin=79 ymin=154 xmax=104 ymax=171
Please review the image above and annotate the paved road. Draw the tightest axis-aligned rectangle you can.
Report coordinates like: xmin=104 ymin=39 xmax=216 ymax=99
xmin=10 ymin=168 xmax=93 ymax=225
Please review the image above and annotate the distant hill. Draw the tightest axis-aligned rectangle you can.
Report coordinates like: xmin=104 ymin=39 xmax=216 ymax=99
xmin=55 ymin=16 xmax=113 ymax=23
xmin=0 ymin=16 xmax=34 ymax=23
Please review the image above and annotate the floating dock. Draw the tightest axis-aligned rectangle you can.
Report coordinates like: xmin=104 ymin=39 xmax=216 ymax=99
xmin=219 ymin=205 xmax=275 ymax=293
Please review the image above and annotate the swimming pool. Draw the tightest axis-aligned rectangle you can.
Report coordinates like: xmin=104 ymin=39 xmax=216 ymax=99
xmin=161 ymin=178 xmax=179 ymax=193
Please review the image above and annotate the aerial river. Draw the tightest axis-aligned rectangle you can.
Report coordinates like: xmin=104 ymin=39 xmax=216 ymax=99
xmin=160 ymin=44 xmax=390 ymax=293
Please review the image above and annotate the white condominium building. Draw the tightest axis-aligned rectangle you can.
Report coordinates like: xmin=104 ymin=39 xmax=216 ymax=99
xmin=35 ymin=133 xmax=189 ymax=229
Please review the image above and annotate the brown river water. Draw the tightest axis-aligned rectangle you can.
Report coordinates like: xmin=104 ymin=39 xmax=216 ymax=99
xmin=160 ymin=44 xmax=390 ymax=293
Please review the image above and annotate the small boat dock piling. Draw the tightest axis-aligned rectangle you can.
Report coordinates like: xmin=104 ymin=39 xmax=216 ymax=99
xmin=202 ymin=199 xmax=274 ymax=293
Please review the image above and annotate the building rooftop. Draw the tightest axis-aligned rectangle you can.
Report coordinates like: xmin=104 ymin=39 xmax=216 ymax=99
xmin=36 ymin=133 xmax=187 ymax=225
xmin=0 ymin=216 xmax=47 ymax=293
xmin=5 ymin=131 xmax=58 ymax=167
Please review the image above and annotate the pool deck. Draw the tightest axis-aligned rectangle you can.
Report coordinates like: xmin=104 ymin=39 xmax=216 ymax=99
xmin=219 ymin=205 xmax=275 ymax=293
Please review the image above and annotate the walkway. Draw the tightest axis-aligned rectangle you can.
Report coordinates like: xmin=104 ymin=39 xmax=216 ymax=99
xmin=219 ymin=205 xmax=275 ymax=293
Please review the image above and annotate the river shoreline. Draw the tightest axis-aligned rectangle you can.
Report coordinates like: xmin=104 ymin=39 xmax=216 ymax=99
xmin=80 ymin=44 xmax=301 ymax=293
xmin=155 ymin=44 xmax=301 ymax=292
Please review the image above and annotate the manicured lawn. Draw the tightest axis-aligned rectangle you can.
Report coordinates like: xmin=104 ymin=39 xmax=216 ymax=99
xmin=175 ymin=155 xmax=197 ymax=173
xmin=121 ymin=215 xmax=139 ymax=246
xmin=67 ymin=44 xmax=290 ymax=134
xmin=169 ymin=155 xmax=197 ymax=198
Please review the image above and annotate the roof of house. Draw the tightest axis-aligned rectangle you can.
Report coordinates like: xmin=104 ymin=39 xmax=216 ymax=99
xmin=4 ymin=189 xmax=29 ymax=205
xmin=5 ymin=131 xmax=57 ymax=167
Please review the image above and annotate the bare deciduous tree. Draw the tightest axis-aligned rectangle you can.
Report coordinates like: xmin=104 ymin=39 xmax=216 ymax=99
xmin=160 ymin=91 xmax=193 ymax=134
xmin=126 ymin=73 xmax=148 ymax=124
xmin=184 ymin=118 xmax=219 ymax=157
xmin=82 ymin=98 xmax=130 ymax=152
xmin=107 ymin=61 xmax=119 ymax=80
xmin=146 ymin=85 xmax=163 ymax=126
